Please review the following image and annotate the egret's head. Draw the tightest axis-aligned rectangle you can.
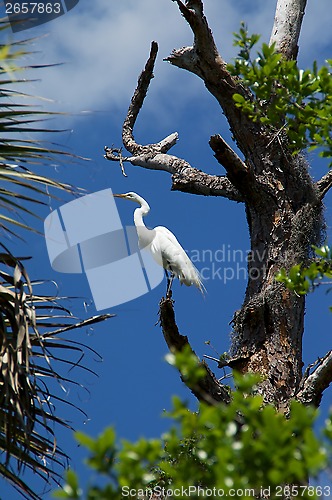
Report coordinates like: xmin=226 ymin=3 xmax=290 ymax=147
xmin=113 ymin=192 xmax=150 ymax=213
xmin=113 ymin=192 xmax=141 ymax=204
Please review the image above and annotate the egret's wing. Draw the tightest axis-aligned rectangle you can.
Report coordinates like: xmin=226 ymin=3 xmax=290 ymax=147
xmin=153 ymin=226 xmax=189 ymax=263
xmin=151 ymin=226 xmax=205 ymax=293
xmin=154 ymin=226 xmax=184 ymax=246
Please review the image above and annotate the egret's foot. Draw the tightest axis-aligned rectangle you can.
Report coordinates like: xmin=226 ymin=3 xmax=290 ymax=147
xmin=165 ymin=271 xmax=175 ymax=298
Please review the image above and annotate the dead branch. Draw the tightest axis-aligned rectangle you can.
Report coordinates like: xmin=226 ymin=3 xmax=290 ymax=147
xmin=103 ymin=147 xmax=128 ymax=176
xmin=315 ymin=170 xmax=332 ymax=201
xmin=270 ymin=0 xmax=308 ymax=60
xmin=104 ymin=39 xmax=243 ymax=201
xmin=209 ymin=134 xmax=269 ymax=203
xmin=209 ymin=135 xmax=247 ymax=175
xmin=121 ymin=41 xmax=178 ymax=156
xmin=165 ymin=0 xmax=233 ymax=86
xmin=123 ymin=41 xmax=156 ymax=155
xmin=104 ymin=9 xmax=260 ymax=197
xmin=159 ymin=296 xmax=231 ymax=405
xmin=104 ymin=147 xmax=243 ymax=201
xmin=171 ymin=0 xmax=220 ymax=68
xmin=132 ymin=153 xmax=244 ymax=201
xmin=296 ymin=350 xmax=332 ymax=406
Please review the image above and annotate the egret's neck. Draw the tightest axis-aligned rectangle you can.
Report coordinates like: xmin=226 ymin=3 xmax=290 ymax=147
xmin=134 ymin=200 xmax=150 ymax=228
xmin=134 ymin=199 xmax=151 ymax=247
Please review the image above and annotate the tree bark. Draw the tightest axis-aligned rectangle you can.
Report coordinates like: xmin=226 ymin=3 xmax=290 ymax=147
xmin=270 ymin=0 xmax=308 ymax=59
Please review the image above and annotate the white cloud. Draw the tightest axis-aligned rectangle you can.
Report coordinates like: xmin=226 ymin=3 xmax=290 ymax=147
xmin=13 ymin=0 xmax=332 ymax=122
xmin=21 ymin=0 xmax=189 ymax=113
xmin=299 ymin=0 xmax=332 ymax=63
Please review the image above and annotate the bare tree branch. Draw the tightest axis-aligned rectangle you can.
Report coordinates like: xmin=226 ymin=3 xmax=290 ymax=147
xmin=104 ymin=147 xmax=243 ymax=201
xmin=104 ymin=38 xmax=243 ymax=202
xmin=131 ymin=154 xmax=244 ymax=201
xmin=122 ymin=41 xmax=178 ymax=156
xmin=105 ymin=13 xmax=259 ymax=199
xmin=171 ymin=0 xmax=220 ymax=68
xmin=270 ymin=0 xmax=308 ymax=60
xmin=315 ymin=170 xmax=332 ymax=201
xmin=209 ymin=135 xmax=248 ymax=176
xmin=159 ymin=296 xmax=231 ymax=405
xmin=165 ymin=1 xmax=235 ymax=90
xmin=170 ymin=165 xmax=243 ymax=201
xmin=296 ymin=350 xmax=332 ymax=406
xmin=209 ymin=134 xmax=269 ymax=203
xmin=122 ymin=40 xmax=157 ymax=155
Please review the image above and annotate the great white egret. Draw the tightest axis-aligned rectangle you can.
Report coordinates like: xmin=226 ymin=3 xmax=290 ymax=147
xmin=113 ymin=192 xmax=205 ymax=295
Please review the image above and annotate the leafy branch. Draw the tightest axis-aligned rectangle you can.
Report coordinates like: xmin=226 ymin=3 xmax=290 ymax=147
xmin=228 ymin=23 xmax=332 ymax=161
xmin=54 ymin=372 xmax=330 ymax=499
xmin=276 ymin=245 xmax=332 ymax=297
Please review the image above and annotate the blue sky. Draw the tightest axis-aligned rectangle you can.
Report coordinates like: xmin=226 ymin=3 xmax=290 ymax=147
xmin=0 ymin=0 xmax=332 ymax=498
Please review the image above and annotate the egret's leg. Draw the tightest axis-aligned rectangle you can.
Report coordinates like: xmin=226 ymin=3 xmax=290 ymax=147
xmin=164 ymin=269 xmax=170 ymax=296
xmin=165 ymin=269 xmax=170 ymax=296
xmin=166 ymin=271 xmax=175 ymax=297
xmin=164 ymin=269 xmax=169 ymax=289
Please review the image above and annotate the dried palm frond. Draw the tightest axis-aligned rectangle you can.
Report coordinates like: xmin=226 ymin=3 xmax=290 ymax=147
xmin=0 ymin=23 xmax=113 ymax=498
xmin=0 ymin=248 xmax=113 ymax=499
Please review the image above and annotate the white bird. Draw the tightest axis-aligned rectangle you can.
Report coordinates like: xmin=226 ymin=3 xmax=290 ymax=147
xmin=113 ymin=192 xmax=205 ymax=296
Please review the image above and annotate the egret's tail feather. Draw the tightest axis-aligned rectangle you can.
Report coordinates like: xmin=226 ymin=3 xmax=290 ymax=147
xmin=190 ymin=265 xmax=206 ymax=295
xmin=196 ymin=271 xmax=207 ymax=295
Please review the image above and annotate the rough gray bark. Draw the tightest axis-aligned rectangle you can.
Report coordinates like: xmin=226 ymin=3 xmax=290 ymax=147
xmin=297 ymin=350 xmax=332 ymax=406
xmin=105 ymin=0 xmax=332 ymax=411
xmin=270 ymin=0 xmax=308 ymax=59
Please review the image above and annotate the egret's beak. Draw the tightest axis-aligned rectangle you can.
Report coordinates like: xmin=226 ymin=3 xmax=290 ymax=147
xmin=113 ymin=194 xmax=126 ymax=198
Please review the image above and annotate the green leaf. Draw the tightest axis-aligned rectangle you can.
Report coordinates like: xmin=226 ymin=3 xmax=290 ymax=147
xmin=232 ymin=93 xmax=246 ymax=104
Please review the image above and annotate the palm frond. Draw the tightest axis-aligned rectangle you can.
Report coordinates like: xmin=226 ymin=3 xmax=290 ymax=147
xmin=0 ymin=24 xmax=113 ymax=499
xmin=0 ymin=249 xmax=114 ymax=498
xmin=0 ymin=30 xmax=80 ymax=236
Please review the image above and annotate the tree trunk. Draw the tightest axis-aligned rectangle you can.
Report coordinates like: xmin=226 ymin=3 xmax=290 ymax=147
xmin=105 ymin=0 xmax=331 ymax=410
xmin=227 ymin=148 xmax=323 ymax=409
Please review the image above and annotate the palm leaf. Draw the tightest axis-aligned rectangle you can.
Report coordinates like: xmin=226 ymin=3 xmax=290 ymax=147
xmin=0 ymin=24 xmax=113 ymax=499
xmin=0 ymin=248 xmax=114 ymax=498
